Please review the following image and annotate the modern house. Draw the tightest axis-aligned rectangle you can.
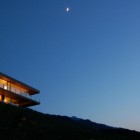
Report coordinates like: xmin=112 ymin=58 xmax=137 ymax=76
xmin=0 ymin=72 xmax=40 ymax=107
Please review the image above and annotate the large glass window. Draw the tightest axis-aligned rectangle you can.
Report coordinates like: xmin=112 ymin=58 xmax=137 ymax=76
xmin=0 ymin=78 xmax=29 ymax=97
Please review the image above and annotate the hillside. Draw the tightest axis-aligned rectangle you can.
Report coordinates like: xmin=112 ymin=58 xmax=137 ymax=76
xmin=0 ymin=102 xmax=140 ymax=140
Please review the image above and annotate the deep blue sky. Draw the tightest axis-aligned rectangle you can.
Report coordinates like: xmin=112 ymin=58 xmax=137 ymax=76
xmin=1 ymin=0 xmax=140 ymax=131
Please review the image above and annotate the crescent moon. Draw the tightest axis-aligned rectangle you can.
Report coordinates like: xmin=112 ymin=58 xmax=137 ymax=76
xmin=66 ymin=7 xmax=70 ymax=12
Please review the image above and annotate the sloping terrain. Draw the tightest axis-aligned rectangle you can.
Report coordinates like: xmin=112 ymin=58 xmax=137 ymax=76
xmin=0 ymin=102 xmax=140 ymax=140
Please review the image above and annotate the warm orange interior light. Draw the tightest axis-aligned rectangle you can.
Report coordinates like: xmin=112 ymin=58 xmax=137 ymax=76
xmin=0 ymin=79 xmax=7 ymax=84
xmin=4 ymin=98 xmax=7 ymax=103
xmin=4 ymin=85 xmax=7 ymax=90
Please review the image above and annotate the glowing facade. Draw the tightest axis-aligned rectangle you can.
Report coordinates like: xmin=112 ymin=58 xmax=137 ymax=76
xmin=0 ymin=72 xmax=40 ymax=107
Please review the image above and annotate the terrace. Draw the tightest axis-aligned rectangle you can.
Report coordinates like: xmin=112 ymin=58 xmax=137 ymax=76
xmin=0 ymin=72 xmax=40 ymax=107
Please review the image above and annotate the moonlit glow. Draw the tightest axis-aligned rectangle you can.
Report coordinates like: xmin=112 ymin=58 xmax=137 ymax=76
xmin=66 ymin=7 xmax=70 ymax=12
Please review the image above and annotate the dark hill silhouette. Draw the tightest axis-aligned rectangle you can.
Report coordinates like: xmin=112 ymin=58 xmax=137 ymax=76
xmin=0 ymin=102 xmax=140 ymax=140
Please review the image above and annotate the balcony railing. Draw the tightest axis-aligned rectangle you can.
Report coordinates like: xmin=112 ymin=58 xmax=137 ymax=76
xmin=0 ymin=82 xmax=39 ymax=102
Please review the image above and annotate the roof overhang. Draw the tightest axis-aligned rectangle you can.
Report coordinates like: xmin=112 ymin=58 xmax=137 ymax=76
xmin=0 ymin=72 xmax=40 ymax=95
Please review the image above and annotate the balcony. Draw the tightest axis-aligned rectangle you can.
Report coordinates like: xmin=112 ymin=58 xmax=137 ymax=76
xmin=0 ymin=77 xmax=40 ymax=107
xmin=0 ymin=72 xmax=40 ymax=107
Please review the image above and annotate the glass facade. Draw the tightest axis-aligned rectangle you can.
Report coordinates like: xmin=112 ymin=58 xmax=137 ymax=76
xmin=0 ymin=78 xmax=29 ymax=96
xmin=0 ymin=73 xmax=39 ymax=107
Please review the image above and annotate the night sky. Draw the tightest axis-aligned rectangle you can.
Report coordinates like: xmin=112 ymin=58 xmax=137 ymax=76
xmin=1 ymin=0 xmax=140 ymax=131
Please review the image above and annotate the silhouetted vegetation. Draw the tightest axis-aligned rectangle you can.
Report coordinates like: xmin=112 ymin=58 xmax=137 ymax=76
xmin=0 ymin=102 xmax=140 ymax=140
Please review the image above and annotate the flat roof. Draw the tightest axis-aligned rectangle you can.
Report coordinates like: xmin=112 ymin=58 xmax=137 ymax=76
xmin=0 ymin=72 xmax=40 ymax=95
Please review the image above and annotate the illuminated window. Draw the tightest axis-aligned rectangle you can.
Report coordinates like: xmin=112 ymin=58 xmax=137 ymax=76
xmin=4 ymin=85 xmax=7 ymax=90
xmin=4 ymin=98 xmax=7 ymax=102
